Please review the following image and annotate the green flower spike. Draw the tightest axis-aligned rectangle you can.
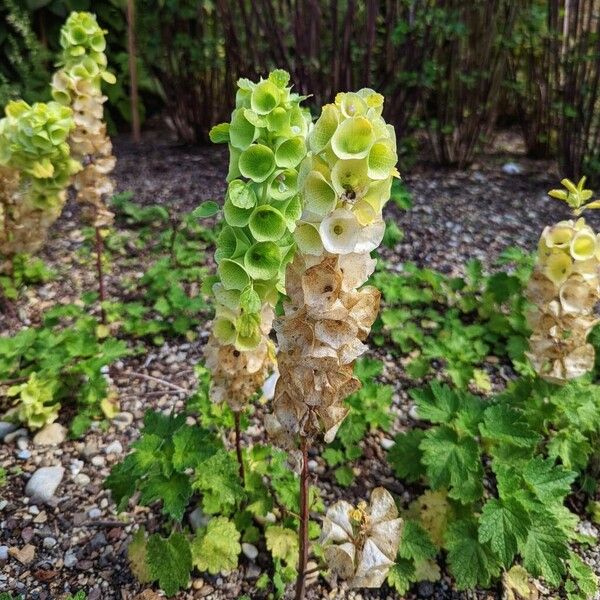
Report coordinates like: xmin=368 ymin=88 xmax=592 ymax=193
xmin=205 ymin=70 xmax=309 ymax=414
xmin=0 ymin=100 xmax=78 ymax=257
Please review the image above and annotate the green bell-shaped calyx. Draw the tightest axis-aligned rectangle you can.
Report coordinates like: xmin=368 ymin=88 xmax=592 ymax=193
xmin=208 ymin=70 xmax=310 ymax=349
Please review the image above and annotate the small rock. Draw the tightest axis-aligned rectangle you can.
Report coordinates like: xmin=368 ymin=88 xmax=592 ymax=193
xmin=43 ymin=537 xmax=57 ymax=549
xmin=25 ymin=465 xmax=65 ymax=504
xmin=90 ymin=532 xmax=107 ymax=550
xmin=74 ymin=473 xmax=91 ymax=487
xmin=33 ymin=423 xmax=66 ymax=446
xmin=192 ymin=579 xmax=204 ymax=590
xmin=64 ymin=550 xmax=78 ymax=568
xmin=104 ymin=440 xmax=123 ymax=455
xmin=16 ymin=437 xmax=28 ymax=450
xmin=418 ymin=581 xmax=434 ymax=598
xmin=242 ymin=543 xmax=258 ymax=560
xmin=88 ymin=507 xmax=102 ymax=519
xmin=91 ymin=455 xmax=105 ymax=467
xmin=70 ymin=459 xmax=84 ymax=476
xmin=308 ymin=460 xmax=318 ymax=472
xmin=502 ymin=162 xmax=522 ymax=175
xmin=188 ymin=507 xmax=209 ymax=531
xmin=0 ymin=422 xmax=17 ymax=441
xmin=9 ymin=544 xmax=35 ymax=565
xmin=246 ymin=563 xmax=261 ymax=579
xmin=0 ymin=546 xmax=8 ymax=561
xmin=28 ymin=504 xmax=40 ymax=515
xmin=33 ymin=511 xmax=47 ymax=524
xmin=83 ymin=442 xmax=99 ymax=458
xmin=380 ymin=438 xmax=395 ymax=450
xmin=112 ymin=412 xmax=134 ymax=431
xmin=21 ymin=527 xmax=34 ymax=543
xmin=4 ymin=428 xmax=28 ymax=443
xmin=17 ymin=449 xmax=31 ymax=460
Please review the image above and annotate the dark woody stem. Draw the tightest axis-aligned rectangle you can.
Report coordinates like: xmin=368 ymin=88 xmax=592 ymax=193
xmin=95 ymin=226 xmax=107 ymax=325
xmin=234 ymin=410 xmax=245 ymax=483
xmin=295 ymin=435 xmax=310 ymax=600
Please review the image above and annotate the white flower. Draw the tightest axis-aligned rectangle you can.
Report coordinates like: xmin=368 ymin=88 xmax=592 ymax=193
xmin=319 ymin=208 xmax=361 ymax=254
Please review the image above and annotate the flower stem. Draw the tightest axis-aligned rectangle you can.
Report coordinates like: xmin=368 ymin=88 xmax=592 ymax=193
xmin=295 ymin=435 xmax=310 ymax=600
xmin=95 ymin=226 xmax=106 ymax=325
xmin=234 ymin=410 xmax=245 ymax=483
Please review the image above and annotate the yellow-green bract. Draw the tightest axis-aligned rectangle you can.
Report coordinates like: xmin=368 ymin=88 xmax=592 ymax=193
xmin=0 ymin=99 xmax=79 ymax=207
xmin=208 ymin=69 xmax=311 ymax=351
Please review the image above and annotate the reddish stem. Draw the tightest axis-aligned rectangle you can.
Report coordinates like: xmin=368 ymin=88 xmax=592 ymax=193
xmin=234 ymin=410 xmax=245 ymax=483
xmin=95 ymin=226 xmax=107 ymax=325
xmin=295 ymin=436 xmax=310 ymax=600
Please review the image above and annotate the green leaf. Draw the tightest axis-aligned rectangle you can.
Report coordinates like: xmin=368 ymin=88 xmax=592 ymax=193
xmin=387 ymin=429 xmax=426 ymax=483
xmin=334 ymin=465 xmax=354 ymax=486
xmin=411 ymin=382 xmax=459 ymax=424
xmin=387 ymin=558 xmax=416 ymax=595
xmin=209 ymin=122 xmax=230 ymax=143
xmin=128 ymin=528 xmax=152 ymax=583
xmin=193 ymin=201 xmax=220 ymax=219
xmin=523 ymin=457 xmax=576 ymax=505
xmin=191 ymin=517 xmax=241 ymax=575
xmin=105 ymin=456 xmax=138 ymax=510
xmin=566 ymin=552 xmax=598 ymax=600
xmin=420 ymin=426 xmax=483 ymax=503
xmin=400 ymin=520 xmax=436 ymax=562
xmin=547 ymin=428 xmax=592 ymax=472
xmin=193 ymin=450 xmax=245 ymax=514
xmin=139 ymin=472 xmax=192 ymax=521
xmin=265 ymin=526 xmax=299 ymax=566
xmin=478 ymin=498 xmax=530 ymax=566
xmin=480 ymin=404 xmax=541 ymax=449
xmin=446 ymin=520 xmax=500 ymax=589
xmin=172 ymin=425 xmax=220 ymax=471
xmin=146 ymin=532 xmax=192 ymax=596
xmin=521 ymin=518 xmax=568 ymax=586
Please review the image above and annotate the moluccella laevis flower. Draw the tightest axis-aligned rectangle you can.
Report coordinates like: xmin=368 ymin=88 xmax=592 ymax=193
xmin=526 ymin=217 xmax=600 ymax=383
xmin=204 ymin=70 xmax=311 ymax=410
xmin=268 ymin=89 xmax=397 ymax=451
xmin=51 ymin=11 xmax=116 ymax=228
xmin=0 ymin=100 xmax=79 ymax=259
xmin=321 ymin=487 xmax=403 ymax=588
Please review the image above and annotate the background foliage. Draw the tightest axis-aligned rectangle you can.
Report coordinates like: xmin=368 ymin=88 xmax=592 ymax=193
xmin=4 ymin=0 xmax=600 ymax=176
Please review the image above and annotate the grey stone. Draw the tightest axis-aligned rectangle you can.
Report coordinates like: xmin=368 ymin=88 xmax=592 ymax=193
xmin=43 ymin=537 xmax=57 ymax=549
xmin=25 ymin=465 xmax=65 ymax=503
xmin=188 ymin=507 xmax=210 ymax=531
xmin=91 ymin=455 xmax=105 ymax=467
xmin=17 ymin=449 xmax=31 ymax=460
xmin=104 ymin=440 xmax=123 ymax=455
xmin=88 ymin=507 xmax=102 ymax=519
xmin=0 ymin=422 xmax=17 ymax=441
xmin=380 ymin=438 xmax=395 ymax=450
xmin=241 ymin=542 xmax=258 ymax=561
xmin=0 ymin=546 xmax=8 ymax=561
xmin=33 ymin=423 xmax=66 ymax=446
xmin=5 ymin=428 xmax=28 ymax=443
xmin=63 ymin=550 xmax=78 ymax=568
xmin=502 ymin=162 xmax=522 ymax=175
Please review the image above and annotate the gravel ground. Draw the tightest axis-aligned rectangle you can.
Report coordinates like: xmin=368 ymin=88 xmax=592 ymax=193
xmin=1 ymin=131 xmax=599 ymax=599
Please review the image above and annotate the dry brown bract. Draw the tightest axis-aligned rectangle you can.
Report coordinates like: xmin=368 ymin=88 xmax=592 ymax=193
xmin=272 ymin=252 xmax=379 ymax=444
xmin=321 ymin=487 xmax=403 ymax=588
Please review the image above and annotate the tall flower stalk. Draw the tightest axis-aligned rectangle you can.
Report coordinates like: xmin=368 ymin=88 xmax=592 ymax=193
xmin=206 ymin=70 xmax=310 ymax=480
xmin=526 ymin=177 xmax=600 ymax=383
xmin=267 ymin=89 xmax=398 ymax=598
xmin=51 ymin=11 xmax=116 ymax=323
